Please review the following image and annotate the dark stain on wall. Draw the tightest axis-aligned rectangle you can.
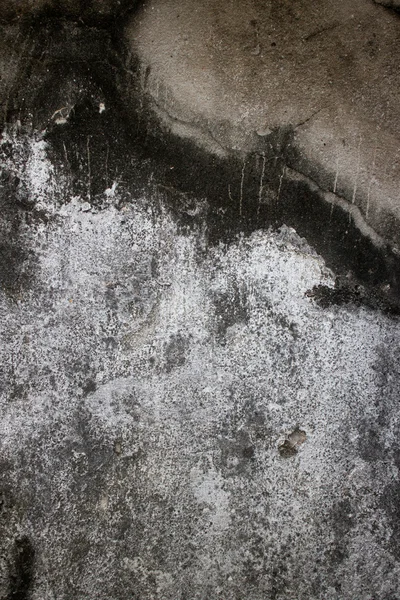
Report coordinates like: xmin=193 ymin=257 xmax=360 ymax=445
xmin=7 ymin=537 xmax=35 ymax=600
xmin=137 ymin=120 xmax=400 ymax=314
xmin=380 ymin=483 xmax=400 ymax=560
xmin=213 ymin=283 xmax=250 ymax=345
xmin=328 ymin=498 xmax=355 ymax=565
xmin=1 ymin=10 xmax=400 ymax=314
xmin=0 ymin=142 xmax=40 ymax=296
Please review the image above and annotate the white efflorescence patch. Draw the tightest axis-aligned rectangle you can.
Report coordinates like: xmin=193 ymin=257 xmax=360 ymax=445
xmin=1 ymin=132 xmax=400 ymax=599
xmin=1 ymin=129 xmax=60 ymax=215
xmin=25 ymin=139 xmax=56 ymax=206
xmin=190 ymin=465 xmax=231 ymax=531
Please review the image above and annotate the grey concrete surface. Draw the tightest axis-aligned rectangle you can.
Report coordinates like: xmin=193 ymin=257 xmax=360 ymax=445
xmin=1 ymin=128 xmax=400 ymax=600
xmin=0 ymin=1 xmax=400 ymax=599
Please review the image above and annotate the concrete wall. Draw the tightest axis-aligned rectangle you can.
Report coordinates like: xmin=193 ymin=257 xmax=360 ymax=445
xmin=1 ymin=2 xmax=400 ymax=599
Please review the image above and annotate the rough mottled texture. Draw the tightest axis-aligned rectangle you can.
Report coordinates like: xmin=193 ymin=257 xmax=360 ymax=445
xmin=1 ymin=119 xmax=400 ymax=600
xmin=1 ymin=1 xmax=400 ymax=599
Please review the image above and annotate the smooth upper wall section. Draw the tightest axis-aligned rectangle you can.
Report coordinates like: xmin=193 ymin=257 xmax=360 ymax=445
xmin=127 ymin=0 xmax=400 ymax=248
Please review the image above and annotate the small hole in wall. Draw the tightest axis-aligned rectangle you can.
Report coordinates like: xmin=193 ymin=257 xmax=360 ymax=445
xmin=278 ymin=427 xmax=307 ymax=458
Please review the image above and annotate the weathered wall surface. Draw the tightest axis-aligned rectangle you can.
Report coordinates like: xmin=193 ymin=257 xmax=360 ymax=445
xmin=1 ymin=2 xmax=400 ymax=599
xmin=128 ymin=0 xmax=400 ymax=251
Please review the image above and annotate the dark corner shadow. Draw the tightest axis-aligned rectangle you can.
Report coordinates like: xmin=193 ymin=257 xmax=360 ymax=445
xmin=7 ymin=537 xmax=35 ymax=600
xmin=373 ymin=1 xmax=400 ymax=16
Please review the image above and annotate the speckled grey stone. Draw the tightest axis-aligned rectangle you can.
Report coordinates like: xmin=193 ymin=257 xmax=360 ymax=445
xmin=0 ymin=124 xmax=400 ymax=600
xmin=0 ymin=2 xmax=400 ymax=599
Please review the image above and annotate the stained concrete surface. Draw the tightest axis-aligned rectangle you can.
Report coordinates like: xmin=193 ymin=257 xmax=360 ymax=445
xmin=1 ymin=1 xmax=400 ymax=599
xmin=0 ymin=0 xmax=139 ymax=24
xmin=128 ymin=0 xmax=400 ymax=250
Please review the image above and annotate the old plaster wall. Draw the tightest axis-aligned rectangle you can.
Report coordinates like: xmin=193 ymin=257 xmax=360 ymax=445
xmin=0 ymin=1 xmax=400 ymax=599
xmin=128 ymin=0 xmax=400 ymax=250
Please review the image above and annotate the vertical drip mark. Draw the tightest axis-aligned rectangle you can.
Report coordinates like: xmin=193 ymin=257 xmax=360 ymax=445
xmin=333 ymin=156 xmax=339 ymax=193
xmin=350 ymin=134 xmax=362 ymax=224
xmin=277 ymin=166 xmax=285 ymax=203
xmin=366 ymin=145 xmax=377 ymax=220
xmin=62 ymin=142 xmax=69 ymax=167
xmin=86 ymin=135 xmax=91 ymax=201
xmin=352 ymin=134 xmax=362 ymax=204
xmin=257 ymin=152 xmax=266 ymax=217
xmin=228 ymin=184 xmax=234 ymax=204
xmin=239 ymin=159 xmax=246 ymax=217
xmin=105 ymin=141 xmax=110 ymax=188
xmin=240 ymin=159 xmax=246 ymax=218
xmin=164 ymin=84 xmax=169 ymax=112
